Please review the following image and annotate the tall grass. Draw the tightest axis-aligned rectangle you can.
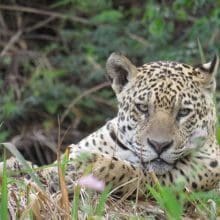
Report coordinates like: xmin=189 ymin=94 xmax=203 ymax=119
xmin=0 ymin=152 xmax=219 ymax=218
xmin=0 ymin=145 xmax=219 ymax=217
xmin=94 ymin=184 xmax=111 ymax=216
xmin=72 ymin=185 xmax=80 ymax=220
xmin=0 ymin=150 xmax=8 ymax=220
xmin=148 ymin=184 xmax=183 ymax=219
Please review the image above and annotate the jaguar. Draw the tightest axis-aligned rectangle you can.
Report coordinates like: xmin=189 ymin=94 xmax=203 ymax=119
xmin=1 ymin=53 xmax=220 ymax=215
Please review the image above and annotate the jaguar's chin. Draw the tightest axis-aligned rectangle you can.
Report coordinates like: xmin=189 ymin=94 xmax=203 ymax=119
xmin=143 ymin=158 xmax=173 ymax=175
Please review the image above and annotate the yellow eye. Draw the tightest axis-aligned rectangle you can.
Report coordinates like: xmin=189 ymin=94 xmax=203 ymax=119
xmin=135 ymin=103 xmax=148 ymax=114
xmin=177 ymin=108 xmax=191 ymax=119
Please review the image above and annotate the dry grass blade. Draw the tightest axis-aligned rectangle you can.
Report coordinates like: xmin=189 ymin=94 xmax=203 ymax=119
xmin=58 ymin=165 xmax=70 ymax=219
xmin=20 ymin=192 xmax=42 ymax=220
xmin=57 ymin=117 xmax=70 ymax=219
xmin=20 ymin=181 xmax=69 ymax=219
xmin=109 ymin=177 xmax=140 ymax=203
xmin=149 ymin=171 xmax=160 ymax=186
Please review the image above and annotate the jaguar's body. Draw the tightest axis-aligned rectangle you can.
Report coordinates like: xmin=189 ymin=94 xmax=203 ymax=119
xmin=1 ymin=53 xmax=220 ymax=215
xmin=69 ymin=53 xmax=220 ymax=193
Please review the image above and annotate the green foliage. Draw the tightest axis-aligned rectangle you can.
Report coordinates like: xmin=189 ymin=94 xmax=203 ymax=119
xmin=92 ymin=10 xmax=123 ymax=24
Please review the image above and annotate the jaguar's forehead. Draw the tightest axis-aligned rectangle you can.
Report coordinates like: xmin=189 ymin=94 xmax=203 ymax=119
xmin=135 ymin=61 xmax=199 ymax=89
xmin=129 ymin=61 xmax=202 ymax=107
xmin=137 ymin=61 xmax=196 ymax=79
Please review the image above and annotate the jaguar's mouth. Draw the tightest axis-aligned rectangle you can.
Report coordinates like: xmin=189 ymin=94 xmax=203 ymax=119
xmin=151 ymin=158 xmax=173 ymax=165
xmin=142 ymin=158 xmax=174 ymax=175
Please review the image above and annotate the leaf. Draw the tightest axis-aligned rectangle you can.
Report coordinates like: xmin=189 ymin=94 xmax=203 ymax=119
xmin=42 ymin=69 xmax=66 ymax=80
xmin=91 ymin=10 xmax=123 ymax=24
xmin=44 ymin=100 xmax=59 ymax=114
xmin=2 ymin=102 xmax=18 ymax=118
xmin=149 ymin=18 xmax=165 ymax=38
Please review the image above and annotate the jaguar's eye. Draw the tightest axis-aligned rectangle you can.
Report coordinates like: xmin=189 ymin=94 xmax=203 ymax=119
xmin=177 ymin=108 xmax=191 ymax=119
xmin=135 ymin=103 xmax=148 ymax=114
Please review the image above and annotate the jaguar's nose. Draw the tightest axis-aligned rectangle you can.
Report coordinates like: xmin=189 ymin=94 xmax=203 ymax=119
xmin=147 ymin=138 xmax=173 ymax=154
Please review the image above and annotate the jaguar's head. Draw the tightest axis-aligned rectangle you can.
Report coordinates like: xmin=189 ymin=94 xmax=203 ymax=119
xmin=106 ymin=53 xmax=219 ymax=175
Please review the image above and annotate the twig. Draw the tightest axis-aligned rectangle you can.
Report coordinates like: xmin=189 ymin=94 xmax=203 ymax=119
xmin=90 ymin=95 xmax=117 ymax=109
xmin=126 ymin=31 xmax=150 ymax=47
xmin=23 ymin=34 xmax=58 ymax=41
xmin=61 ymin=81 xmax=110 ymax=123
xmin=25 ymin=16 xmax=56 ymax=33
xmin=0 ymin=30 xmax=22 ymax=56
xmin=0 ymin=11 xmax=8 ymax=30
xmin=57 ymin=116 xmax=61 ymax=160
xmin=0 ymin=4 xmax=93 ymax=26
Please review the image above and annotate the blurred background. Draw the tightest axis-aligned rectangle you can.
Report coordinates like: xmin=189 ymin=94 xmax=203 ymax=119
xmin=0 ymin=0 xmax=219 ymax=165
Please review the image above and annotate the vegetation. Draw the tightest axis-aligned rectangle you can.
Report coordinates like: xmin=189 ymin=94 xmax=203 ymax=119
xmin=0 ymin=145 xmax=219 ymax=219
xmin=0 ymin=0 xmax=219 ymax=219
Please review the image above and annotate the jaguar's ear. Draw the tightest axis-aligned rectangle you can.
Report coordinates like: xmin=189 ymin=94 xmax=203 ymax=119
xmin=106 ymin=53 xmax=138 ymax=94
xmin=194 ymin=55 xmax=219 ymax=92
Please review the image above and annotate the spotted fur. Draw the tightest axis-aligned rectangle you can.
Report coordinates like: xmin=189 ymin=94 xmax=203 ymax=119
xmin=1 ymin=53 xmax=220 ymax=212
xmin=70 ymin=53 xmax=220 ymax=192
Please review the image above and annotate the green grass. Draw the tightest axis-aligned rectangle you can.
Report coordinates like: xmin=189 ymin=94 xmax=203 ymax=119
xmin=94 ymin=184 xmax=111 ymax=216
xmin=148 ymin=184 xmax=184 ymax=219
xmin=72 ymin=185 xmax=80 ymax=220
xmin=0 ymin=151 xmax=8 ymax=220
xmin=0 ymin=154 xmax=219 ymax=219
xmin=71 ymin=183 xmax=111 ymax=219
xmin=0 ymin=130 xmax=219 ymax=219
xmin=148 ymin=182 xmax=220 ymax=219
